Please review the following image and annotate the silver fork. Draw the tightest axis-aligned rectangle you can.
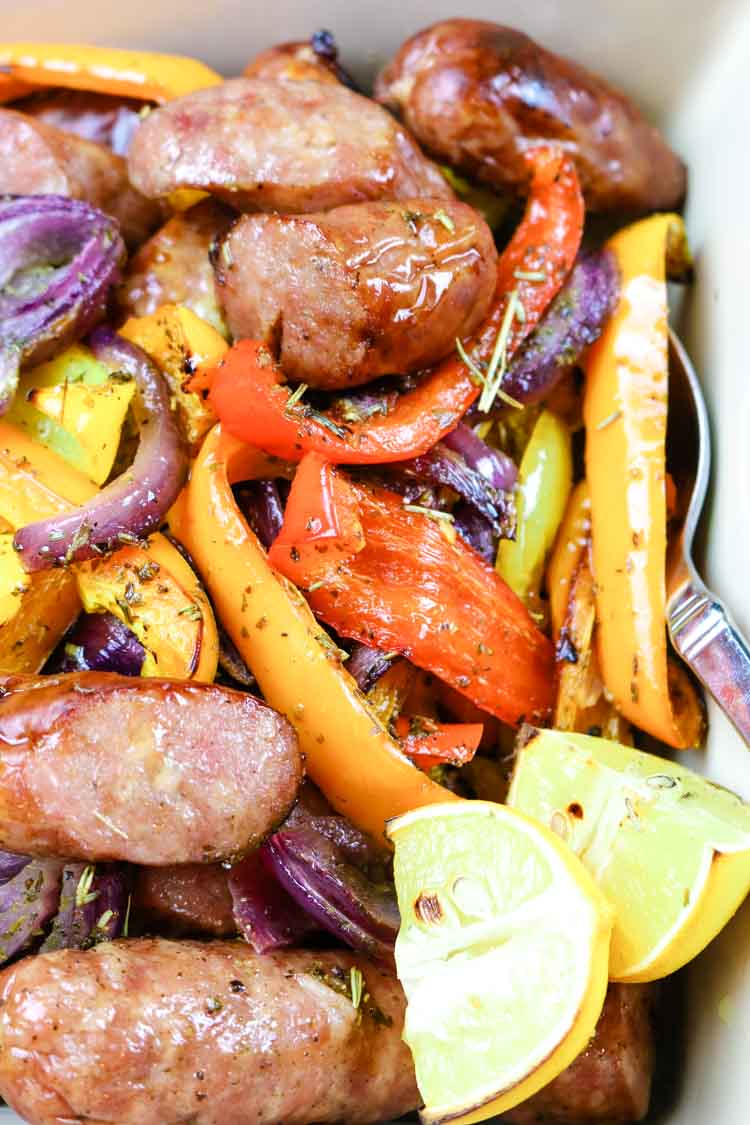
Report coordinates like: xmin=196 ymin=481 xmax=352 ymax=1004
xmin=666 ymin=330 xmax=750 ymax=743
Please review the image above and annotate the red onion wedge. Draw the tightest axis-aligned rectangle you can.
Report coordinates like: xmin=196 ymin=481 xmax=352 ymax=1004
xmin=47 ymin=611 xmax=145 ymax=676
xmin=503 ymin=249 xmax=619 ymax=404
xmin=0 ymin=194 xmax=125 ymax=414
xmin=0 ymin=850 xmax=31 ymax=885
xmin=228 ymin=850 xmax=319 ymax=954
xmin=0 ymin=858 xmax=63 ymax=963
xmin=261 ymin=824 xmax=400 ymax=965
xmin=235 ymin=479 xmax=286 ymax=550
xmin=347 ymin=642 xmax=395 ymax=693
xmin=453 ymin=505 xmax=497 ymax=563
xmin=40 ymin=862 xmax=129 ymax=953
xmin=15 ymin=328 xmax=187 ymax=570
xmin=442 ymin=422 xmax=518 ymax=491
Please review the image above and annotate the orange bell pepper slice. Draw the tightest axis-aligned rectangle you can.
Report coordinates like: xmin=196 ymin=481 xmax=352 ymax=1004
xmin=393 ymin=715 xmax=482 ymax=771
xmin=0 ymin=73 xmax=39 ymax=103
xmin=582 ymin=214 xmax=703 ymax=749
xmin=0 ymin=420 xmax=218 ymax=682
xmin=180 ymin=423 xmax=459 ymax=844
xmin=0 ymin=43 xmax=221 ymax=103
xmin=206 ymin=147 xmax=584 ymax=463
xmin=547 ymin=480 xmax=591 ymax=639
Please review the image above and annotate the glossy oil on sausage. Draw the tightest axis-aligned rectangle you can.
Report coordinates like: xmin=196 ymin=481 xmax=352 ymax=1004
xmin=128 ymin=77 xmax=453 ymax=213
xmin=215 ymin=198 xmax=496 ymax=388
xmin=0 ymin=672 xmax=301 ymax=864
xmin=117 ymin=198 xmax=233 ymax=335
xmin=131 ymin=863 xmax=236 ymax=936
xmin=0 ymin=938 xmax=419 ymax=1125
xmin=244 ymin=33 xmax=353 ymax=87
xmin=504 ymin=983 xmax=656 ymax=1123
xmin=375 ymin=19 xmax=686 ymax=213
xmin=0 ymin=107 xmax=162 ymax=247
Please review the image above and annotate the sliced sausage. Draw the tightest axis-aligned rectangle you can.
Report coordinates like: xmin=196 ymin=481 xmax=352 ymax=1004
xmin=117 ymin=199 xmax=233 ymax=335
xmin=504 ymin=983 xmax=656 ymax=1123
xmin=13 ymin=89 xmax=145 ymax=154
xmin=128 ymin=77 xmax=453 ymax=213
xmin=0 ymin=938 xmax=418 ymax=1125
xmin=215 ymin=198 xmax=496 ymax=388
xmin=375 ymin=19 xmax=686 ymax=213
xmin=244 ymin=30 xmax=355 ymax=87
xmin=131 ymin=864 xmax=236 ymax=936
xmin=0 ymin=107 xmax=162 ymax=247
xmin=0 ymin=672 xmax=301 ymax=864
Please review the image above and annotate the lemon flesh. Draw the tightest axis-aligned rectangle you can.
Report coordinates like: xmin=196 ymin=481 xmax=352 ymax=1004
xmin=387 ymin=801 xmax=613 ymax=1125
xmin=507 ymin=728 xmax=750 ymax=982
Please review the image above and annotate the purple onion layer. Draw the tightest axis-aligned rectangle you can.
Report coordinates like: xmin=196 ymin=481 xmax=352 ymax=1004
xmin=0 ymin=194 xmax=125 ymax=413
xmin=15 ymin=329 xmax=187 ymax=570
xmin=48 ymin=611 xmax=145 ymax=676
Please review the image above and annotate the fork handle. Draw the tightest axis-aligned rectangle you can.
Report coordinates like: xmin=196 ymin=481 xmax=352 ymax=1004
xmin=668 ymin=582 xmax=750 ymax=745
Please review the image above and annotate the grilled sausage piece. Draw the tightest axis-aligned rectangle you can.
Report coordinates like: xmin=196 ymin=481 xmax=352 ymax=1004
xmin=0 ymin=672 xmax=301 ymax=864
xmin=216 ymin=198 xmax=496 ymax=388
xmin=117 ymin=199 xmax=233 ymax=335
xmin=131 ymin=864 xmax=236 ymax=936
xmin=0 ymin=939 xmax=419 ymax=1125
xmin=13 ymin=89 xmax=144 ymax=154
xmin=0 ymin=107 xmax=162 ymax=247
xmin=375 ymin=19 xmax=686 ymax=213
xmin=128 ymin=77 xmax=453 ymax=213
xmin=244 ymin=30 xmax=355 ymax=87
xmin=504 ymin=984 xmax=656 ymax=1123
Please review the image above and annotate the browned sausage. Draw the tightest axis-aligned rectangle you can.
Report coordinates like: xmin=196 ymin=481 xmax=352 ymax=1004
xmin=0 ymin=672 xmax=301 ymax=864
xmin=13 ymin=89 xmax=145 ymax=154
xmin=375 ymin=20 xmax=686 ymax=213
xmin=504 ymin=984 xmax=656 ymax=1123
xmin=131 ymin=864 xmax=236 ymax=936
xmin=0 ymin=107 xmax=162 ymax=247
xmin=0 ymin=938 xmax=419 ymax=1125
xmin=244 ymin=31 xmax=353 ymax=86
xmin=117 ymin=199 xmax=233 ymax=335
xmin=215 ymin=198 xmax=496 ymax=388
xmin=127 ymin=77 xmax=453 ymax=213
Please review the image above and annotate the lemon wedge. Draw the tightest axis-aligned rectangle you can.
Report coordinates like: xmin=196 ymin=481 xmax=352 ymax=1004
xmin=507 ymin=728 xmax=750 ymax=982
xmin=387 ymin=801 xmax=613 ymax=1125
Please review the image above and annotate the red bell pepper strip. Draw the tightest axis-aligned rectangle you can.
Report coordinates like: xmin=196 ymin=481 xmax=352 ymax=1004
xmin=206 ymin=147 xmax=584 ymax=464
xmin=269 ymin=464 xmax=555 ymax=727
xmin=394 ymin=715 xmax=483 ymax=771
xmin=267 ymin=452 xmax=364 ymax=582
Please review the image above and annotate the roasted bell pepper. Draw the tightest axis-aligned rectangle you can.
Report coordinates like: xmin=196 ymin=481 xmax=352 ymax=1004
xmin=0 ymin=420 xmax=217 ymax=681
xmin=0 ymin=74 xmax=37 ymax=102
xmin=582 ymin=214 xmax=704 ymax=749
xmin=181 ymin=423 xmax=458 ymax=843
xmin=393 ymin=715 xmax=482 ymax=771
xmin=207 ymin=148 xmax=584 ymax=463
xmin=0 ymin=43 xmax=221 ymax=102
xmin=267 ymin=452 xmax=364 ymax=583
xmin=547 ymin=480 xmax=591 ymax=639
xmin=269 ymin=460 xmax=555 ymax=726
xmin=496 ymin=408 xmax=572 ymax=605
xmin=7 ymin=346 xmax=135 ymax=485
xmin=120 ymin=305 xmax=227 ymax=455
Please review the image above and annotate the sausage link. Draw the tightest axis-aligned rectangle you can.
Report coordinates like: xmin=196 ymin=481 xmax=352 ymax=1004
xmin=128 ymin=77 xmax=453 ymax=213
xmin=215 ymin=198 xmax=496 ymax=388
xmin=0 ymin=672 xmax=301 ymax=864
xmin=375 ymin=19 xmax=686 ymax=213
xmin=0 ymin=938 xmax=419 ymax=1125
xmin=0 ymin=107 xmax=163 ymax=247
xmin=504 ymin=983 xmax=656 ymax=1123
xmin=117 ymin=199 xmax=233 ymax=335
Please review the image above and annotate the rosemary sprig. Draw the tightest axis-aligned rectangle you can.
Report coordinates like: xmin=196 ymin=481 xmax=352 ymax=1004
xmin=477 ymin=290 xmax=525 ymax=413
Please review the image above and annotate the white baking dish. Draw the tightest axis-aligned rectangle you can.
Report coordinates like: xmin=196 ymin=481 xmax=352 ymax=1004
xmin=1 ymin=0 xmax=749 ymax=1120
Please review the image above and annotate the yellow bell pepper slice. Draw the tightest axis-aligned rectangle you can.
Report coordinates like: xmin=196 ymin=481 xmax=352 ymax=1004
xmin=0 ymin=511 xmax=80 ymax=673
xmin=181 ymin=424 xmax=459 ymax=843
xmin=0 ymin=420 xmax=217 ymax=682
xmin=496 ymin=408 xmax=572 ymax=604
xmin=582 ymin=214 xmax=703 ymax=749
xmin=548 ymin=480 xmax=591 ymax=639
xmin=8 ymin=346 xmax=135 ymax=485
xmin=120 ymin=305 xmax=226 ymax=454
xmin=0 ymin=43 xmax=222 ymax=103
